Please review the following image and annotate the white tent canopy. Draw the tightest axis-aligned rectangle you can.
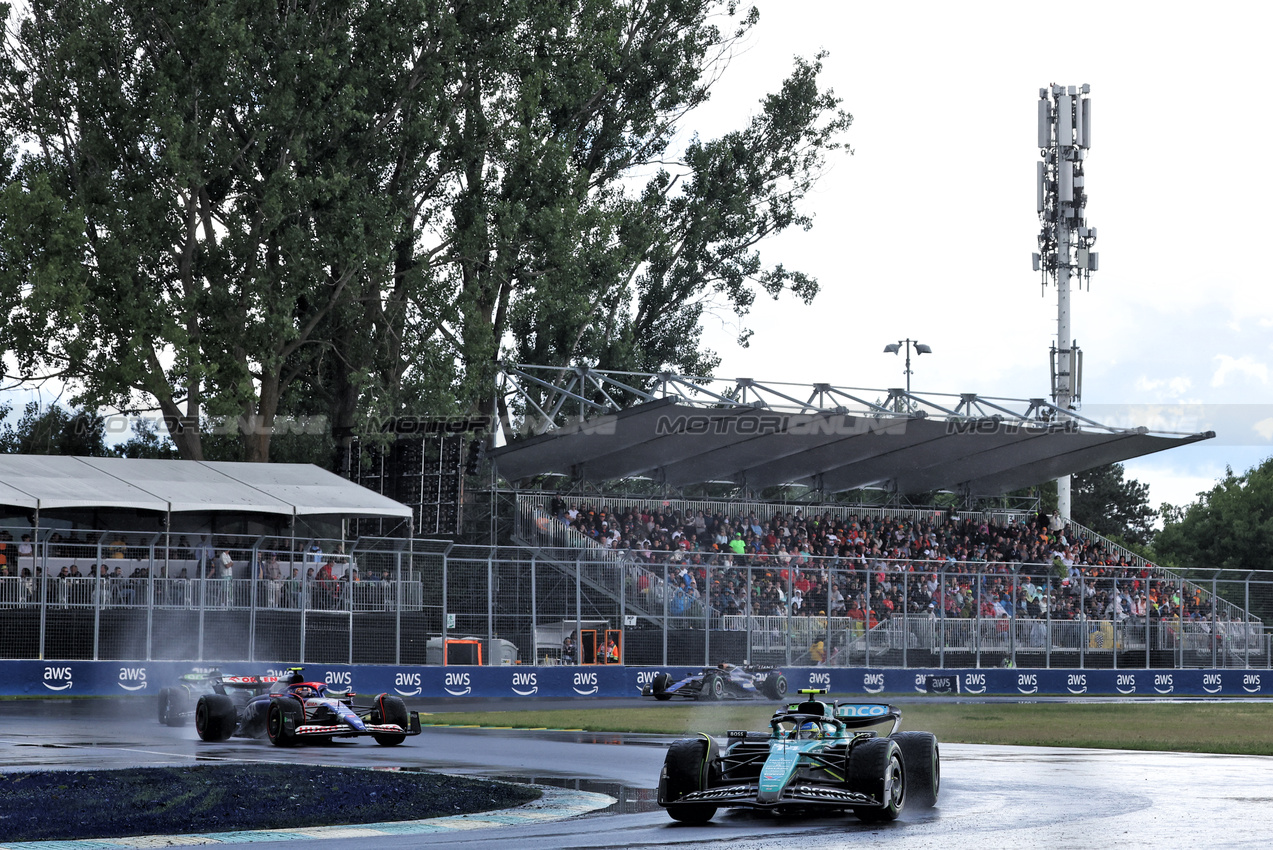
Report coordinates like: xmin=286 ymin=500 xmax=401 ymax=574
xmin=0 ymin=455 xmax=411 ymax=519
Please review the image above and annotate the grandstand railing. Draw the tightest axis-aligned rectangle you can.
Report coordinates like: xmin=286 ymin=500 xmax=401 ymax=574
xmin=0 ymin=530 xmax=426 ymax=664
xmin=2 ymin=523 xmax=1271 ymax=669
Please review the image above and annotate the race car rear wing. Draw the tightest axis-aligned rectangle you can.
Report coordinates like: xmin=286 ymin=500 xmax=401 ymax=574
xmin=834 ymin=703 xmax=902 ymax=735
xmin=774 ymin=691 xmax=903 ymax=735
xmin=219 ymin=675 xmax=280 ymax=690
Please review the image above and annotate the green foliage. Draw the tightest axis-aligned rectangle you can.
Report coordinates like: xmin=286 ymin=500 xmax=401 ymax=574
xmin=1154 ymin=458 xmax=1273 ymax=622
xmin=112 ymin=417 xmax=180 ymax=459
xmin=0 ymin=1 xmax=850 ymax=460
xmin=0 ymin=402 xmax=111 ymax=456
xmin=1071 ymin=463 xmax=1157 ymax=545
xmin=1156 ymin=458 xmax=1273 ymax=574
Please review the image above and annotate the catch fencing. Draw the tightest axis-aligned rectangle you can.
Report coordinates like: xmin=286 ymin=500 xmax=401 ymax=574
xmin=2 ymin=526 xmax=1271 ymax=669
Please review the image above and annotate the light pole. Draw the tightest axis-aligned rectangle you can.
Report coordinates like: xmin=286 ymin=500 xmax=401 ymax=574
xmin=882 ymin=339 xmax=932 ymax=395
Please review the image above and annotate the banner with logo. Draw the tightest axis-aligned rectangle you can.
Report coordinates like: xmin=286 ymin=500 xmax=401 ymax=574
xmin=0 ymin=661 xmax=1264 ymax=698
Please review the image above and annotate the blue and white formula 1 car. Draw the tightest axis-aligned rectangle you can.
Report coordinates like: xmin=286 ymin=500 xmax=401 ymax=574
xmin=657 ymin=689 xmax=939 ymax=823
xmin=194 ymin=667 xmax=422 ymax=747
xmin=642 ymin=663 xmax=788 ymax=701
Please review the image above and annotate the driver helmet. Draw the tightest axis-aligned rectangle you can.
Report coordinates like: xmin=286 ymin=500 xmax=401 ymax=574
xmin=291 ymin=684 xmax=318 ymax=699
xmin=799 ymin=721 xmax=821 ymax=740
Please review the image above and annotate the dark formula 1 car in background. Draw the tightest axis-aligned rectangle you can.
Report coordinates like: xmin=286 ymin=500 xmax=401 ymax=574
xmin=194 ymin=667 xmax=422 ymax=747
xmin=157 ymin=670 xmax=233 ymax=727
xmin=657 ymin=689 xmax=939 ymax=823
xmin=643 ymin=663 xmax=788 ymax=701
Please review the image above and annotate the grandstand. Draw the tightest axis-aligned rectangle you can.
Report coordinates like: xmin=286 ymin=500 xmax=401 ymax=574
xmin=1 ymin=408 xmax=1268 ymax=670
xmin=508 ymin=494 xmax=1268 ymax=670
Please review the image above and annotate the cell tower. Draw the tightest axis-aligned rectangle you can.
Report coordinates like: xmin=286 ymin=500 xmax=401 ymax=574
xmin=1033 ymin=83 xmax=1097 ymax=520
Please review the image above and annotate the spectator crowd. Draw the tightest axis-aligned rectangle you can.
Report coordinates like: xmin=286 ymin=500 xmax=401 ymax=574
xmin=544 ymin=499 xmax=1222 ymax=629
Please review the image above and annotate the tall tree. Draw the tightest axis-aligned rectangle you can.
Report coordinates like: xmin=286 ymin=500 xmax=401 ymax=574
xmin=1070 ymin=462 xmax=1157 ymax=545
xmin=0 ymin=0 xmax=422 ymax=461
xmin=1155 ymin=458 xmax=1273 ymax=573
xmin=0 ymin=1 xmax=850 ymax=460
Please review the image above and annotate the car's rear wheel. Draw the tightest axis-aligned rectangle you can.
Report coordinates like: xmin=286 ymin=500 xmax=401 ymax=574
xmin=762 ymin=673 xmax=788 ymax=700
xmin=651 ymin=672 xmax=673 ymax=700
xmin=890 ymin=731 xmax=939 ymax=807
xmin=195 ymin=694 xmax=236 ymax=742
xmin=372 ymin=693 xmax=408 ymax=746
xmin=659 ymin=737 xmax=718 ymax=823
xmin=848 ymin=738 xmax=905 ymax=822
xmin=266 ymin=697 xmax=305 ymax=747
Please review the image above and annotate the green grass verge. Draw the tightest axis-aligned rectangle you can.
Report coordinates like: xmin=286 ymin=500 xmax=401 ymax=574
xmin=423 ymin=700 xmax=1273 ymax=756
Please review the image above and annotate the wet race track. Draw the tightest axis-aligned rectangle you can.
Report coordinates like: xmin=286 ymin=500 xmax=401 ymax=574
xmin=1 ymin=697 xmax=1270 ymax=849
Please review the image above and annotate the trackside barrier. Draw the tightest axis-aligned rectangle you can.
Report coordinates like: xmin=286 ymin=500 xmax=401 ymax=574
xmin=0 ymin=661 xmax=1267 ymax=699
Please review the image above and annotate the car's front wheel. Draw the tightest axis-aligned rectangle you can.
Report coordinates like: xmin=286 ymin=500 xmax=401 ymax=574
xmin=659 ymin=737 xmax=719 ymax=823
xmin=266 ymin=698 xmax=305 ymax=747
xmin=195 ymin=694 xmax=236 ymax=742
xmin=162 ymin=688 xmax=191 ymax=727
xmin=848 ymin=738 xmax=905 ymax=822
xmin=651 ymin=672 xmax=673 ymax=700
xmin=890 ymin=731 xmax=939 ymax=807
xmin=372 ymin=693 xmax=409 ymax=746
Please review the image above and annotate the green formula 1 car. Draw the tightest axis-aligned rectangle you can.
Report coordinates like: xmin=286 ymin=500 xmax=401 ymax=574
xmin=657 ymin=689 xmax=939 ymax=823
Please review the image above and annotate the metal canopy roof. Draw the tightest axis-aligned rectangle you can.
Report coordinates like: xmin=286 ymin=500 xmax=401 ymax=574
xmin=491 ymin=366 xmax=1215 ymax=496
xmin=0 ymin=455 xmax=412 ymax=518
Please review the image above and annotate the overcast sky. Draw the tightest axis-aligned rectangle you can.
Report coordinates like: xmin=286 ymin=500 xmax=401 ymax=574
xmin=689 ymin=0 xmax=1273 ymax=511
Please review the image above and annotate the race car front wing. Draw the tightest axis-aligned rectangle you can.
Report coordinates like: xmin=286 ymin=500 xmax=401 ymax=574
xmin=670 ymin=782 xmax=879 ymax=809
xmin=290 ymin=713 xmax=423 ymax=739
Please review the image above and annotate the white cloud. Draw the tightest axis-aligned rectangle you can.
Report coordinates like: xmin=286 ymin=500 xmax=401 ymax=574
xmin=1254 ymin=418 xmax=1273 ymax=442
xmin=1134 ymin=375 xmax=1192 ymax=398
xmin=1211 ymin=355 xmax=1268 ymax=388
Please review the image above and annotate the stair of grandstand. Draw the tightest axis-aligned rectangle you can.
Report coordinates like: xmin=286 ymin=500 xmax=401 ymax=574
xmin=511 ymin=500 xmax=712 ymax=629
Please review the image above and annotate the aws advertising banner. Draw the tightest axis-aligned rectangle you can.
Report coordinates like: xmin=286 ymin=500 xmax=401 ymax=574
xmin=0 ymin=661 xmax=1265 ymax=698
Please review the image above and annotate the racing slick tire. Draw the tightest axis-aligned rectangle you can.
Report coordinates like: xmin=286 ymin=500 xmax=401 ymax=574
xmin=371 ymin=694 xmax=409 ymax=746
xmin=266 ymin=697 xmax=305 ymax=747
xmin=659 ymin=736 xmax=719 ymax=823
xmin=848 ymin=737 xmax=905 ymax=822
xmin=651 ymin=672 xmax=673 ymax=700
xmin=699 ymin=672 xmax=725 ymax=701
xmin=890 ymin=731 xmax=939 ymax=808
xmin=761 ymin=673 xmax=788 ymax=700
xmin=194 ymin=694 xmax=236 ymax=742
